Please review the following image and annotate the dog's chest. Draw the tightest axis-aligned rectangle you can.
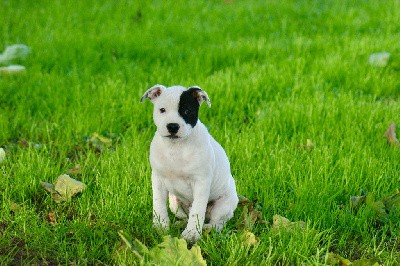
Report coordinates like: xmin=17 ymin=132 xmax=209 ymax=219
xmin=151 ymin=144 xmax=198 ymax=177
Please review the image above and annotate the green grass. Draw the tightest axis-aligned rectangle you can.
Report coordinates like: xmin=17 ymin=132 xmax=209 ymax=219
xmin=1 ymin=0 xmax=400 ymax=264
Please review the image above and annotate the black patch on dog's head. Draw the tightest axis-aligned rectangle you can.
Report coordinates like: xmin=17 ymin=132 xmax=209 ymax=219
xmin=178 ymin=88 xmax=201 ymax=127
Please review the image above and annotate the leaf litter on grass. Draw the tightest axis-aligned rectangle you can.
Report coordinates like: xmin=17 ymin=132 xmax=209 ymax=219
xmin=271 ymin=215 xmax=306 ymax=232
xmin=116 ymin=231 xmax=207 ymax=265
xmin=237 ymin=195 xmax=267 ymax=230
xmin=299 ymin=139 xmax=315 ymax=150
xmin=384 ymin=122 xmax=400 ymax=148
xmin=323 ymin=252 xmax=380 ymax=266
xmin=350 ymin=189 xmax=400 ymax=221
xmin=41 ymin=174 xmax=86 ymax=203
xmin=89 ymin=132 xmax=113 ymax=152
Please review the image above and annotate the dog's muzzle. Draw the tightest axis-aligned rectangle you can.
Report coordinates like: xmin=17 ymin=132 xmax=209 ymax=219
xmin=166 ymin=123 xmax=180 ymax=134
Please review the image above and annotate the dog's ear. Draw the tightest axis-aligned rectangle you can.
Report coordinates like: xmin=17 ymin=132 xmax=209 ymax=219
xmin=140 ymin=84 xmax=166 ymax=103
xmin=188 ymin=86 xmax=211 ymax=108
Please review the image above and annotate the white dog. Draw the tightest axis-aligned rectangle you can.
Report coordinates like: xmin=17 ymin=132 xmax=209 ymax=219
xmin=141 ymin=84 xmax=238 ymax=242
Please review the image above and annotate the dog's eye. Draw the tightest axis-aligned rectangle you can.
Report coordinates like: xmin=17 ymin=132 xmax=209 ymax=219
xmin=184 ymin=109 xmax=191 ymax=115
xmin=160 ymin=108 xmax=166 ymax=113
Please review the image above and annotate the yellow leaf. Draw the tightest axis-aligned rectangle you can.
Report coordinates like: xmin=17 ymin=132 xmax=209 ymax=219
xmin=384 ymin=122 xmax=400 ymax=148
xmin=241 ymin=230 xmax=258 ymax=247
xmin=41 ymin=175 xmax=86 ymax=203
xmin=271 ymin=215 xmax=306 ymax=232
xmin=149 ymin=236 xmax=206 ymax=266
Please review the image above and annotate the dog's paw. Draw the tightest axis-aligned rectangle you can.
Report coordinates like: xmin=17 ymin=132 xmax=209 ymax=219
xmin=153 ymin=218 xmax=170 ymax=234
xmin=181 ymin=228 xmax=201 ymax=243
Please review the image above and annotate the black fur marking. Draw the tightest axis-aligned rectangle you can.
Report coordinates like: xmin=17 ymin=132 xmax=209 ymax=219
xmin=178 ymin=88 xmax=200 ymax=128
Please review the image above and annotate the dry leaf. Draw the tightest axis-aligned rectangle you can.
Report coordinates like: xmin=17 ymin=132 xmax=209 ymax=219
xmin=89 ymin=132 xmax=113 ymax=152
xmin=366 ymin=194 xmax=387 ymax=220
xmin=271 ymin=215 xmax=306 ymax=232
xmin=241 ymin=230 xmax=258 ymax=246
xmin=324 ymin=252 xmax=352 ymax=265
xmin=41 ymin=174 xmax=86 ymax=203
xmin=10 ymin=202 xmax=20 ymax=213
xmin=149 ymin=236 xmax=206 ymax=266
xmin=323 ymin=252 xmax=380 ymax=266
xmin=350 ymin=195 xmax=366 ymax=209
xmin=66 ymin=164 xmax=82 ymax=175
xmin=47 ymin=212 xmax=57 ymax=224
xmin=300 ymin=139 xmax=314 ymax=150
xmin=382 ymin=189 xmax=400 ymax=211
xmin=237 ymin=195 xmax=266 ymax=230
xmin=384 ymin=122 xmax=400 ymax=148
xmin=350 ymin=190 xmax=400 ymax=221
xmin=116 ymin=232 xmax=206 ymax=266
xmin=238 ymin=194 xmax=252 ymax=205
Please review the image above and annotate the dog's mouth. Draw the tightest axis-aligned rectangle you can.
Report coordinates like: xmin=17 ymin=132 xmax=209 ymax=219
xmin=165 ymin=134 xmax=180 ymax=139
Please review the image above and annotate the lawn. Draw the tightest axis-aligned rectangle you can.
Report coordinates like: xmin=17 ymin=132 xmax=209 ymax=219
xmin=1 ymin=0 xmax=400 ymax=265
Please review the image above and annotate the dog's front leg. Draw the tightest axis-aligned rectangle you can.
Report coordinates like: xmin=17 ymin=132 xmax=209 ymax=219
xmin=181 ymin=178 xmax=211 ymax=242
xmin=152 ymin=172 xmax=169 ymax=231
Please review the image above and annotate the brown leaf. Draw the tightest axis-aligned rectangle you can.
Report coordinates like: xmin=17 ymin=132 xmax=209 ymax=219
xmin=47 ymin=212 xmax=57 ymax=224
xmin=66 ymin=164 xmax=82 ymax=175
xmin=237 ymin=195 xmax=266 ymax=230
xmin=384 ymin=122 xmax=400 ymax=148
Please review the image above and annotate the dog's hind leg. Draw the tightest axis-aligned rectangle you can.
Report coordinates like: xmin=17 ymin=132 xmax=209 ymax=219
xmin=204 ymin=191 xmax=238 ymax=230
xmin=169 ymin=193 xmax=188 ymax=219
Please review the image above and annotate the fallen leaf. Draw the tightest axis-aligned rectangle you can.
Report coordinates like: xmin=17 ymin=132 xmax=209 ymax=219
xmin=237 ymin=195 xmax=266 ymax=230
xmin=41 ymin=174 xmax=86 ymax=203
xmin=116 ymin=232 xmax=206 ymax=266
xmin=238 ymin=194 xmax=252 ymax=205
xmin=366 ymin=193 xmax=387 ymax=220
xmin=0 ymin=65 xmax=26 ymax=75
xmin=66 ymin=164 xmax=82 ymax=175
xmin=241 ymin=230 xmax=258 ymax=246
xmin=369 ymin=52 xmax=391 ymax=67
xmin=384 ymin=122 xmax=400 ymax=148
xmin=323 ymin=252 xmax=352 ymax=265
xmin=299 ymin=139 xmax=314 ymax=150
xmin=117 ymin=231 xmax=148 ymax=263
xmin=323 ymin=252 xmax=380 ymax=266
xmin=350 ymin=195 xmax=366 ymax=209
xmin=149 ymin=236 xmax=206 ymax=266
xmin=47 ymin=212 xmax=57 ymax=224
xmin=382 ymin=189 xmax=400 ymax=211
xmin=89 ymin=132 xmax=113 ymax=152
xmin=350 ymin=190 xmax=400 ymax=221
xmin=271 ymin=215 xmax=306 ymax=232
xmin=10 ymin=202 xmax=20 ymax=213
xmin=352 ymin=258 xmax=380 ymax=266
xmin=0 ymin=148 xmax=5 ymax=163
xmin=0 ymin=44 xmax=31 ymax=65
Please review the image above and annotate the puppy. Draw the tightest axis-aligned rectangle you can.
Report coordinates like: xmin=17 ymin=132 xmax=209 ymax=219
xmin=141 ymin=84 xmax=238 ymax=242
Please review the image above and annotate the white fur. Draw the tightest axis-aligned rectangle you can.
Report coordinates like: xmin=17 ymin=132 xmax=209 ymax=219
xmin=141 ymin=85 xmax=238 ymax=242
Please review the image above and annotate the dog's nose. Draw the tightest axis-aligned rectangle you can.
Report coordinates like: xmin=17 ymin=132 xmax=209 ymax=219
xmin=167 ymin=123 xmax=180 ymax=134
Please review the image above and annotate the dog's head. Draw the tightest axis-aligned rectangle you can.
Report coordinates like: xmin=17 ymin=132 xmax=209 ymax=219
xmin=141 ymin=85 xmax=211 ymax=140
